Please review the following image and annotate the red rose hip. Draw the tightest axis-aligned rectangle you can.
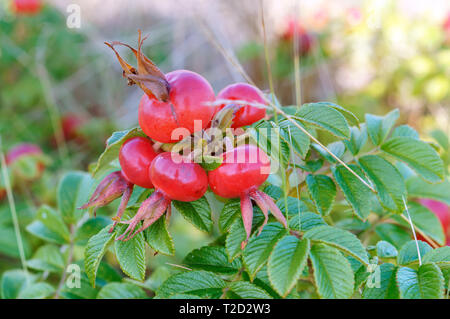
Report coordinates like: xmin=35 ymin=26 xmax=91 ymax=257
xmin=216 ymin=83 xmax=267 ymax=128
xmin=209 ymin=144 xmax=287 ymax=248
xmin=139 ymin=70 xmax=216 ymax=143
xmin=117 ymin=152 xmax=208 ymax=241
xmin=119 ymin=136 xmax=158 ymax=188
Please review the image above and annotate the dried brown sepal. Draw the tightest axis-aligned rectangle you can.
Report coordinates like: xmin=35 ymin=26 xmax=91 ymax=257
xmin=105 ymin=30 xmax=170 ymax=102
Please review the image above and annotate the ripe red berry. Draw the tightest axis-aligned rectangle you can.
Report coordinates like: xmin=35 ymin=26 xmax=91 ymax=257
xmin=11 ymin=0 xmax=41 ymax=15
xmin=117 ymin=152 xmax=208 ymax=241
xmin=119 ymin=137 xmax=158 ymax=189
xmin=150 ymin=152 xmax=208 ymax=202
xmin=209 ymin=145 xmax=287 ymax=247
xmin=138 ymin=70 xmax=215 ymax=143
xmin=216 ymin=83 xmax=267 ymax=128
xmin=209 ymin=144 xmax=270 ymax=198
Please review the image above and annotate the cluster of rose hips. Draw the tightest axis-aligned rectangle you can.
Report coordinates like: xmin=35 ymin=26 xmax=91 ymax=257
xmin=81 ymin=32 xmax=287 ymax=248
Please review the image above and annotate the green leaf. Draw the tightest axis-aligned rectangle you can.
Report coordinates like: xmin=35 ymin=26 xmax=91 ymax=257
xmin=365 ymin=109 xmax=399 ymax=145
xmin=376 ymin=241 xmax=398 ymax=258
xmin=264 ymin=185 xmax=283 ymax=199
xmin=219 ymin=199 xmax=240 ymax=232
xmin=296 ymin=103 xmax=350 ymax=139
xmin=306 ymin=174 xmax=336 ymax=216
xmin=358 ymin=155 xmax=406 ymax=212
xmin=304 ymin=225 xmax=369 ymax=265
xmin=406 ymin=176 xmax=450 ymax=205
xmin=268 ymin=236 xmax=310 ymax=297
xmin=1 ymin=270 xmax=36 ymax=299
xmin=392 ymin=125 xmax=419 ymax=139
xmin=156 ymin=271 xmax=226 ymax=298
xmin=173 ymin=197 xmax=212 ymax=232
xmin=243 ymin=223 xmax=288 ymax=280
xmin=344 ymin=124 xmax=368 ymax=155
xmin=36 ymin=205 xmax=70 ymax=242
xmin=278 ymin=119 xmax=310 ymax=158
xmin=26 ymin=221 xmax=66 ymax=245
xmin=251 ymin=266 xmax=283 ymax=298
xmin=430 ymin=129 xmax=449 ymax=151
xmin=225 ymin=218 xmax=247 ymax=262
xmin=332 ymin=164 xmax=373 ymax=220
xmin=114 ymin=227 xmax=146 ymax=281
xmin=288 ymin=212 xmax=327 ymax=232
xmin=400 ymin=202 xmax=446 ymax=246
xmin=308 ymin=102 xmax=359 ymax=126
xmin=144 ymin=215 xmax=174 ymax=256
xmin=381 ymin=137 xmax=445 ymax=183
xmin=97 ymin=282 xmax=147 ymax=299
xmin=144 ymin=266 xmax=171 ymax=291
xmin=397 ymin=240 xmax=433 ymax=265
xmin=27 ymin=244 xmax=65 ymax=273
xmin=226 ymin=281 xmax=272 ymax=299
xmin=397 ymin=263 xmax=444 ymax=299
xmin=184 ymin=246 xmax=241 ymax=274
xmin=75 ymin=216 xmax=112 ymax=245
xmin=362 ymin=263 xmax=399 ymax=299
xmin=309 ymin=244 xmax=355 ymax=299
xmin=92 ymin=128 xmax=146 ymax=177
xmin=312 ymin=141 xmax=345 ymax=164
xmin=423 ymin=247 xmax=450 ymax=269
xmin=252 ymin=123 xmax=290 ymax=168
xmin=276 ymin=196 xmax=309 ymax=217
xmin=375 ymin=223 xmax=411 ymax=250
xmin=60 ymin=272 xmax=99 ymax=299
xmin=199 ymin=155 xmax=223 ymax=171
xmin=57 ymin=171 xmax=94 ymax=223
xmin=0 ymin=225 xmax=32 ymax=258
xmin=17 ymin=282 xmax=55 ymax=299
xmin=85 ymin=226 xmax=115 ymax=287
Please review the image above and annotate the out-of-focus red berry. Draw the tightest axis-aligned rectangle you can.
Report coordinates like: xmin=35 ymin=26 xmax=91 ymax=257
xmin=61 ymin=114 xmax=85 ymax=142
xmin=11 ymin=0 xmax=42 ymax=15
xmin=281 ymin=18 xmax=314 ymax=56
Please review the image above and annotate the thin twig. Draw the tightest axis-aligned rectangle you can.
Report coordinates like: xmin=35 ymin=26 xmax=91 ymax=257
xmin=0 ymin=137 xmax=29 ymax=280
xmin=54 ymin=225 xmax=76 ymax=299
xmin=165 ymin=263 xmax=192 ymax=271
xmin=402 ymin=196 xmax=422 ymax=265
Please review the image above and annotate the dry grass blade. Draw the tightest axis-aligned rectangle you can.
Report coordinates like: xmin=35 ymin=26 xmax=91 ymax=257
xmin=196 ymin=0 xmax=376 ymax=194
xmin=0 ymin=137 xmax=29 ymax=279
xmin=401 ymin=197 xmax=439 ymax=250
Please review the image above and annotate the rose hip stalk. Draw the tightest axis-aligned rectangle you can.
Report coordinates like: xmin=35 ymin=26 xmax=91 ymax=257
xmin=117 ymin=152 xmax=208 ymax=241
xmin=105 ymin=31 xmax=215 ymax=143
xmin=80 ymin=136 xmax=158 ymax=231
xmin=208 ymin=144 xmax=287 ymax=248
